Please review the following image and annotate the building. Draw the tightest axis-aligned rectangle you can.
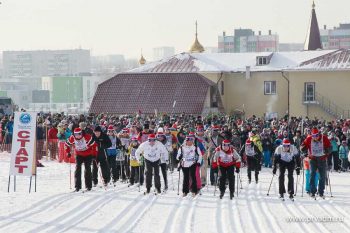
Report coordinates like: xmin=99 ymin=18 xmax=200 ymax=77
xmin=320 ymin=23 xmax=350 ymax=50
xmin=2 ymin=49 xmax=90 ymax=79
xmin=279 ymin=43 xmax=304 ymax=52
xmin=218 ymin=29 xmax=279 ymax=53
xmin=153 ymin=47 xmax=175 ymax=61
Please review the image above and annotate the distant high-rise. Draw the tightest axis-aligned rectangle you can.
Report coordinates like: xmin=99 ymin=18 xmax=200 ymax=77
xmin=2 ymin=49 xmax=90 ymax=79
xmin=218 ymin=29 xmax=279 ymax=53
xmin=153 ymin=47 xmax=175 ymax=61
xmin=320 ymin=24 xmax=350 ymax=50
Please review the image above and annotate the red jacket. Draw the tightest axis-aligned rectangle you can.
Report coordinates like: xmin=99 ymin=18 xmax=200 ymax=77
xmin=302 ymin=135 xmax=331 ymax=160
xmin=215 ymin=147 xmax=241 ymax=168
xmin=48 ymin=127 xmax=58 ymax=140
xmin=65 ymin=134 xmax=95 ymax=156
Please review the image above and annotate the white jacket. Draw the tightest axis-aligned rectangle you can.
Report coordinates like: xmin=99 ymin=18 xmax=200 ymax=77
xmin=135 ymin=140 xmax=168 ymax=163
xmin=177 ymin=145 xmax=203 ymax=168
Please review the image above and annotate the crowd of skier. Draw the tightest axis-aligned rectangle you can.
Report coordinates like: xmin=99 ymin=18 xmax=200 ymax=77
xmin=2 ymin=112 xmax=350 ymax=200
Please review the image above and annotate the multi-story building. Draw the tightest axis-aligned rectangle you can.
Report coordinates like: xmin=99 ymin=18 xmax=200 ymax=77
xmin=218 ymin=29 xmax=279 ymax=53
xmin=2 ymin=49 xmax=90 ymax=79
xmin=153 ymin=47 xmax=175 ymax=61
xmin=320 ymin=24 xmax=350 ymax=50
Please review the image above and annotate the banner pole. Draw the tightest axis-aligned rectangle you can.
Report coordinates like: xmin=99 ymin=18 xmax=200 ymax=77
xmin=7 ymin=176 xmax=11 ymax=193
xmin=29 ymin=176 xmax=32 ymax=193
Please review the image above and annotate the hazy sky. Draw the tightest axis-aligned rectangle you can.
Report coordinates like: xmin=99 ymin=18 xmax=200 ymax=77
xmin=0 ymin=0 xmax=349 ymax=59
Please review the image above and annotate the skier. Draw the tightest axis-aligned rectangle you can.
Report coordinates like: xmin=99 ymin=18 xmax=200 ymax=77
xmin=119 ymin=128 xmax=131 ymax=180
xmin=215 ymin=140 xmax=241 ymax=199
xmin=240 ymin=139 xmax=262 ymax=184
xmin=156 ymin=129 xmax=169 ymax=191
xmin=92 ymin=126 xmax=112 ymax=187
xmin=195 ymin=126 xmax=209 ymax=187
xmin=65 ymin=128 xmax=96 ymax=192
xmin=177 ymin=135 xmax=203 ymax=197
xmin=301 ymin=128 xmax=331 ymax=199
xmin=106 ymin=125 xmax=122 ymax=185
xmin=273 ymin=139 xmax=300 ymax=200
xmin=135 ymin=134 xmax=168 ymax=194
xmin=128 ymin=137 xmax=144 ymax=186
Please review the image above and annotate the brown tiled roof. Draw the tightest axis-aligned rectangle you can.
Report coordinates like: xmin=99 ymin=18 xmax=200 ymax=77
xmin=89 ymin=73 xmax=217 ymax=114
xmin=299 ymin=49 xmax=350 ymax=70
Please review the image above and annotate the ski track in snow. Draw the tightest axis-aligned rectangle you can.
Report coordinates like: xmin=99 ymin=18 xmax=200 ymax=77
xmin=1 ymin=152 xmax=350 ymax=233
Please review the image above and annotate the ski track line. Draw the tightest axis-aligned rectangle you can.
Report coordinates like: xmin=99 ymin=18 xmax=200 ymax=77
xmin=52 ymin=185 xmax=135 ymax=233
xmin=294 ymin=198 xmax=331 ymax=233
xmin=272 ymin=182 xmax=310 ymax=233
xmin=174 ymin=197 xmax=191 ymax=233
xmin=244 ymin=184 xmax=264 ymax=233
xmin=106 ymin=194 xmax=157 ymax=233
xmin=316 ymin=199 xmax=350 ymax=231
xmin=26 ymin=185 xmax=132 ymax=233
xmin=162 ymin=196 xmax=186 ymax=233
xmin=97 ymin=191 xmax=147 ymax=232
xmin=230 ymin=196 xmax=244 ymax=233
xmin=0 ymin=193 xmax=80 ymax=229
xmin=184 ymin=195 xmax=198 ymax=233
xmin=256 ymin=182 xmax=283 ymax=233
xmin=0 ymin=192 xmax=77 ymax=229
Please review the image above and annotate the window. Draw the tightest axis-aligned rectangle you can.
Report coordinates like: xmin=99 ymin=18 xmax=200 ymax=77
xmin=264 ymin=81 xmax=276 ymax=95
xmin=257 ymin=56 xmax=268 ymax=66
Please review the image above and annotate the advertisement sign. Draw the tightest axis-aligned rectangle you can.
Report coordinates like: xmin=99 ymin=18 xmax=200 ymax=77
xmin=9 ymin=112 xmax=37 ymax=176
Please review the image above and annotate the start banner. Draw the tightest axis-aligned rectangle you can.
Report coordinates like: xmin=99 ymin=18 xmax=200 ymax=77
xmin=9 ymin=112 xmax=37 ymax=176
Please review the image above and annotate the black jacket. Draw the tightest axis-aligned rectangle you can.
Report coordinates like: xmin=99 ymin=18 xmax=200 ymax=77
xmin=93 ymin=132 xmax=112 ymax=158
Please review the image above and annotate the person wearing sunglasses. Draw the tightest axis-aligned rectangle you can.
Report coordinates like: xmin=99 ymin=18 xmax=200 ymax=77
xmin=156 ymin=129 xmax=169 ymax=192
xmin=301 ymin=128 xmax=331 ymax=199
xmin=135 ymin=134 xmax=168 ymax=194
xmin=215 ymin=140 xmax=241 ymax=199
xmin=273 ymin=139 xmax=300 ymax=200
xmin=65 ymin=127 xmax=96 ymax=192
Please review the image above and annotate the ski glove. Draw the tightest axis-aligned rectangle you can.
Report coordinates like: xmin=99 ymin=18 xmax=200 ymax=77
xmin=272 ymin=167 xmax=277 ymax=175
xmin=296 ymin=167 xmax=300 ymax=175
xmin=67 ymin=153 xmax=71 ymax=158
xmin=235 ymin=167 xmax=240 ymax=173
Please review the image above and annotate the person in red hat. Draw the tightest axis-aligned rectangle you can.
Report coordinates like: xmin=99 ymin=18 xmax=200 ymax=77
xmin=215 ymin=140 xmax=241 ymax=199
xmin=273 ymin=139 xmax=300 ymax=200
xmin=209 ymin=125 xmax=224 ymax=185
xmin=135 ymin=133 xmax=168 ymax=194
xmin=301 ymin=128 xmax=331 ymax=199
xmin=156 ymin=130 xmax=169 ymax=191
xmin=106 ymin=125 xmax=122 ymax=185
xmin=176 ymin=134 xmax=203 ymax=197
xmin=196 ymin=126 xmax=209 ymax=187
xmin=240 ymin=139 xmax=262 ymax=184
xmin=65 ymin=127 xmax=96 ymax=192
xmin=118 ymin=128 xmax=131 ymax=181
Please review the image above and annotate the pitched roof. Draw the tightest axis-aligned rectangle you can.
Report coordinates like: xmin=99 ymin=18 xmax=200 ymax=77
xmin=128 ymin=50 xmax=334 ymax=73
xmin=297 ymin=49 xmax=350 ymax=70
xmin=304 ymin=2 xmax=322 ymax=50
xmin=89 ymin=73 xmax=216 ymax=114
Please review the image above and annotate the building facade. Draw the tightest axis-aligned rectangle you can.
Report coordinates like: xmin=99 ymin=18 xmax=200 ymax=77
xmin=320 ymin=24 xmax=350 ymax=50
xmin=2 ymin=49 xmax=90 ymax=79
xmin=218 ymin=29 xmax=279 ymax=53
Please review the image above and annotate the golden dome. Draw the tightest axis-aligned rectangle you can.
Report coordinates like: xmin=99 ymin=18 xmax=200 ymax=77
xmin=139 ymin=54 xmax=146 ymax=65
xmin=189 ymin=21 xmax=205 ymax=53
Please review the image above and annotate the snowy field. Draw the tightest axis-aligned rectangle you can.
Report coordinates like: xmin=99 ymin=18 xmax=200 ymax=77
xmin=0 ymin=152 xmax=349 ymax=233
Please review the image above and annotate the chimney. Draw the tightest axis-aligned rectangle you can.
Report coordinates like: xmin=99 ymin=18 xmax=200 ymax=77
xmin=324 ymin=25 xmax=327 ymax=30
xmin=258 ymin=31 xmax=261 ymax=36
xmin=223 ymin=31 xmax=226 ymax=37
xmin=269 ymin=30 xmax=272 ymax=35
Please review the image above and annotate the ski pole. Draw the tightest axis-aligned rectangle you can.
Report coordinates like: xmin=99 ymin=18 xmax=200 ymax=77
xmin=266 ymin=174 xmax=275 ymax=196
xmin=294 ymin=174 xmax=299 ymax=196
xmin=214 ymin=173 xmax=218 ymax=196
xmin=236 ymin=173 xmax=239 ymax=197
xmin=171 ymin=165 xmax=175 ymax=190
xmin=328 ymin=170 xmax=333 ymax=197
xmin=177 ymin=167 xmax=181 ymax=195
xmin=69 ymin=161 xmax=72 ymax=189
xmin=301 ymin=165 xmax=305 ymax=197
xmin=94 ymin=159 xmax=107 ymax=190
xmin=138 ymin=165 xmax=141 ymax=192
xmin=239 ymin=173 xmax=243 ymax=189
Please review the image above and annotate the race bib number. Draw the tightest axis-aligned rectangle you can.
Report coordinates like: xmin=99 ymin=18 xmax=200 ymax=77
xmin=311 ymin=141 xmax=324 ymax=157
xmin=130 ymin=148 xmax=137 ymax=160
xmin=75 ymin=139 xmax=88 ymax=151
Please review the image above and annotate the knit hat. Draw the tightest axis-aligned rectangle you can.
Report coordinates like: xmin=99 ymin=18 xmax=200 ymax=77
xmin=311 ymin=128 xmax=319 ymax=137
xmin=246 ymin=139 xmax=252 ymax=145
xmin=148 ymin=134 xmax=156 ymax=140
xmin=107 ymin=125 xmax=114 ymax=131
xmin=222 ymin=140 xmax=231 ymax=145
xmin=74 ymin=128 xmax=82 ymax=134
xmin=282 ymin=139 xmax=291 ymax=146
xmin=94 ymin=126 xmax=102 ymax=132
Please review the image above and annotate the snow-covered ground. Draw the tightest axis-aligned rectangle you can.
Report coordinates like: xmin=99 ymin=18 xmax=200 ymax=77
xmin=0 ymin=152 xmax=349 ymax=233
